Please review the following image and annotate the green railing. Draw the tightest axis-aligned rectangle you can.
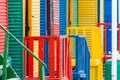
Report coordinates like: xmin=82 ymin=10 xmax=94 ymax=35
xmin=0 ymin=25 xmax=46 ymax=80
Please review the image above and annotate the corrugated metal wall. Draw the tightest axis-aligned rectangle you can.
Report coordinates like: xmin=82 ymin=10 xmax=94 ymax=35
xmin=53 ymin=0 xmax=59 ymax=35
xmin=8 ymin=0 xmax=24 ymax=79
xmin=59 ymin=0 xmax=67 ymax=35
xmin=72 ymin=0 xmax=78 ymax=26
xmin=40 ymin=0 xmax=47 ymax=36
xmin=78 ymin=0 xmax=98 ymax=27
xmin=69 ymin=0 xmax=77 ymax=60
xmin=28 ymin=0 xmax=40 ymax=77
xmin=104 ymin=0 xmax=112 ymax=55
xmin=28 ymin=0 xmax=40 ymax=36
xmin=66 ymin=0 xmax=69 ymax=27
xmin=104 ymin=0 xmax=111 ymax=23
xmin=40 ymin=0 xmax=67 ymax=36
xmin=0 ymin=0 xmax=8 ymax=53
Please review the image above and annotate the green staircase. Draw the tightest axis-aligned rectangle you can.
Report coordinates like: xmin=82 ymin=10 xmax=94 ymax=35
xmin=0 ymin=25 xmax=46 ymax=80
xmin=0 ymin=54 xmax=21 ymax=80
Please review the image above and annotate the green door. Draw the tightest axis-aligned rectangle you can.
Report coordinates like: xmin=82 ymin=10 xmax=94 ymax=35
xmin=8 ymin=0 xmax=24 ymax=79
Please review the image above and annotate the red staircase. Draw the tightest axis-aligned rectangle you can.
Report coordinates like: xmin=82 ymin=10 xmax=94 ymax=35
xmin=24 ymin=36 xmax=72 ymax=80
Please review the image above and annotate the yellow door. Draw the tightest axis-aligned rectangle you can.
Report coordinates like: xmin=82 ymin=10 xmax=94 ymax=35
xmin=78 ymin=0 xmax=98 ymax=27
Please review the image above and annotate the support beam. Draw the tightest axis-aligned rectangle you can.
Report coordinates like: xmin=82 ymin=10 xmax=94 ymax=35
xmin=112 ymin=0 xmax=117 ymax=80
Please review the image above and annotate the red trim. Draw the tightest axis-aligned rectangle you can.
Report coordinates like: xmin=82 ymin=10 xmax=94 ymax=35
xmin=104 ymin=25 xmax=107 ymax=57
xmin=49 ymin=39 xmax=55 ymax=78
xmin=97 ymin=23 xmax=120 ymax=62
xmin=39 ymin=39 xmax=44 ymax=77
xmin=24 ymin=39 xmax=27 ymax=79
xmin=56 ymin=38 xmax=61 ymax=78
xmin=24 ymin=36 xmax=72 ymax=80
xmin=97 ymin=23 xmax=107 ymax=60
xmin=28 ymin=39 xmax=34 ymax=77
xmin=103 ymin=56 xmax=111 ymax=62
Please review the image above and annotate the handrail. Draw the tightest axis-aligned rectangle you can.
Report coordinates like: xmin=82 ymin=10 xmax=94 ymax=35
xmin=0 ymin=25 xmax=46 ymax=67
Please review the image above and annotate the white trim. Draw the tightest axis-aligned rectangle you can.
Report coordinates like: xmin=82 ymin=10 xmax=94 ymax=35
xmin=112 ymin=0 xmax=117 ymax=80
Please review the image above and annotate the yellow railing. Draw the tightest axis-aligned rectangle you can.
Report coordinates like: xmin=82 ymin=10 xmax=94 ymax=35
xmin=67 ymin=26 xmax=103 ymax=80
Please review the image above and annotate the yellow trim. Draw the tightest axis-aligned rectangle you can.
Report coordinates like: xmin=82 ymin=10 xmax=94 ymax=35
xmin=28 ymin=0 xmax=40 ymax=76
xmin=28 ymin=0 xmax=32 ymax=36
xmin=70 ymin=0 xmax=72 ymax=26
xmin=78 ymin=0 xmax=98 ymax=27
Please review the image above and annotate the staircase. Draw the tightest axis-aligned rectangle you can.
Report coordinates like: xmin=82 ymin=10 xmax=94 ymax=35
xmin=0 ymin=25 xmax=46 ymax=80
xmin=0 ymin=54 xmax=20 ymax=80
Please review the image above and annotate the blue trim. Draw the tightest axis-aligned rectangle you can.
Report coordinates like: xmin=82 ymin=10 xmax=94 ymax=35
xmin=98 ymin=0 xmax=100 ymax=23
xmin=44 ymin=41 xmax=49 ymax=76
xmin=104 ymin=0 xmax=112 ymax=55
xmin=40 ymin=0 xmax=47 ymax=36
xmin=59 ymin=0 xmax=67 ymax=35
xmin=104 ymin=0 xmax=119 ymax=55
xmin=69 ymin=36 xmax=90 ymax=80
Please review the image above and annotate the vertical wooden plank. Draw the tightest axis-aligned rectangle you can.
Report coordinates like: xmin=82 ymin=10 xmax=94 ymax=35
xmin=100 ymin=0 xmax=104 ymax=46
xmin=49 ymin=39 xmax=55 ymax=78
xmin=39 ymin=39 xmax=44 ymax=79
xmin=28 ymin=0 xmax=40 ymax=76
xmin=56 ymin=38 xmax=62 ymax=78
xmin=24 ymin=38 xmax=27 ymax=79
xmin=28 ymin=39 xmax=34 ymax=77
xmin=64 ymin=38 xmax=68 ymax=76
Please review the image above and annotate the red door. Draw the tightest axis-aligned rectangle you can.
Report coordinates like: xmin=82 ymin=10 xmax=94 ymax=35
xmin=0 ymin=0 xmax=8 ymax=52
